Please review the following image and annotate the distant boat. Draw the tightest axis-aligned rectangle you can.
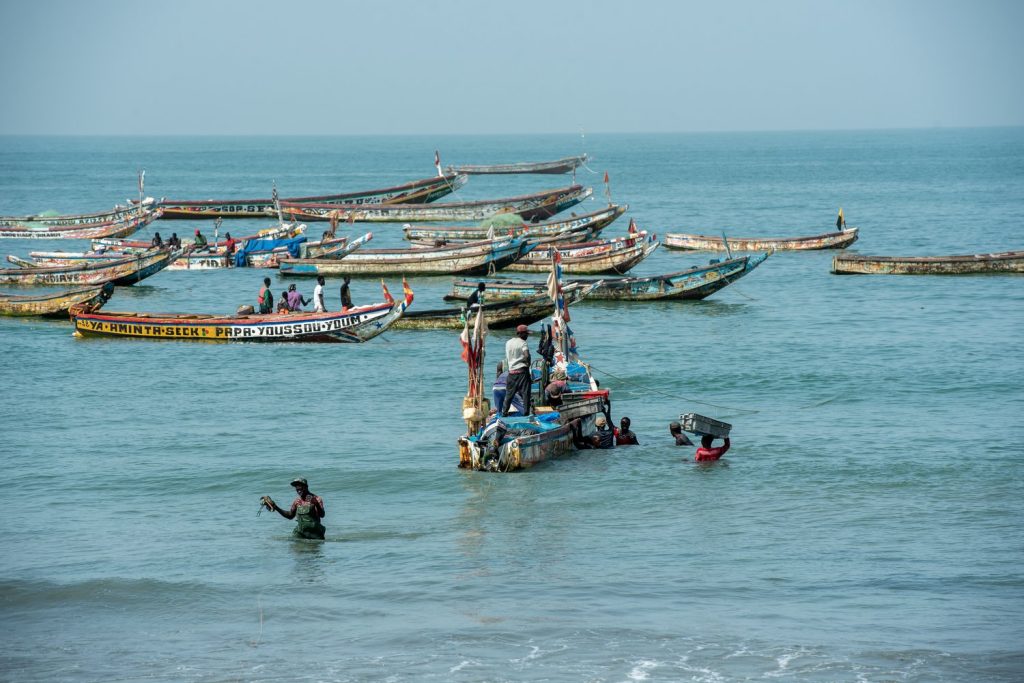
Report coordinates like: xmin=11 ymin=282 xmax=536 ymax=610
xmin=155 ymin=174 xmax=466 ymax=219
xmin=71 ymin=280 xmax=413 ymax=343
xmin=832 ymin=250 xmax=1024 ymax=275
xmin=0 ymin=248 xmax=178 ymax=286
xmin=504 ymin=232 xmax=659 ymax=275
xmin=664 ymin=227 xmax=858 ymax=251
xmin=279 ymin=237 xmax=533 ymax=277
xmin=0 ymin=203 xmax=162 ymax=240
xmin=444 ymin=154 xmax=589 ymax=175
xmin=393 ymin=283 xmax=594 ymax=330
xmin=0 ymin=283 xmax=113 ymax=317
xmin=402 ymin=204 xmax=626 ymax=243
xmin=0 ymin=198 xmax=157 ymax=228
xmin=280 ymin=185 xmax=592 ymax=223
xmin=447 ymin=253 xmax=770 ymax=302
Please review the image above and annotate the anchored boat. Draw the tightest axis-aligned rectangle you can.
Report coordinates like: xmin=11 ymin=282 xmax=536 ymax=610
xmin=0 ymin=248 xmax=178 ymax=287
xmin=664 ymin=228 xmax=858 ymax=251
xmin=393 ymin=283 xmax=593 ymax=330
xmin=832 ymin=250 xmax=1024 ymax=275
xmin=504 ymin=232 xmax=659 ymax=275
xmin=0 ymin=203 xmax=162 ymax=240
xmin=444 ymin=154 xmax=589 ymax=175
xmin=0 ymin=283 xmax=114 ymax=317
xmin=403 ymin=204 xmax=626 ymax=243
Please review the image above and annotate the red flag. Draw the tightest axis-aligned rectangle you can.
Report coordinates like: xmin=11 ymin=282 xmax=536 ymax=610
xmin=402 ymin=277 xmax=414 ymax=305
xmin=459 ymin=314 xmax=471 ymax=362
xmin=381 ymin=280 xmax=394 ymax=304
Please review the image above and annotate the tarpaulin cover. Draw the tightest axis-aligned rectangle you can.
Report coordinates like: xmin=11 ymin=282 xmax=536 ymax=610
xmin=235 ymin=236 xmax=307 ymax=267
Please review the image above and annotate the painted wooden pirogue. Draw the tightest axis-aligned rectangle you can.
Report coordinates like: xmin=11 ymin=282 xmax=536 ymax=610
xmin=504 ymin=232 xmax=659 ymax=275
xmin=0 ymin=248 xmax=178 ymax=286
xmin=279 ymin=185 xmax=593 ymax=223
xmin=393 ymin=283 xmax=593 ymax=330
xmin=71 ymin=280 xmax=413 ymax=343
xmin=155 ymin=174 xmax=466 ymax=219
xmin=448 ymin=253 xmax=770 ymax=302
xmin=0 ymin=283 xmax=114 ymax=317
xmin=0 ymin=198 xmax=157 ymax=228
xmin=0 ymin=204 xmax=162 ymax=240
xmin=664 ymin=228 xmax=858 ymax=251
xmin=832 ymin=250 xmax=1024 ymax=275
xmin=402 ymin=204 xmax=627 ymax=243
xmin=278 ymin=237 xmax=534 ymax=277
xmin=444 ymin=154 xmax=589 ymax=175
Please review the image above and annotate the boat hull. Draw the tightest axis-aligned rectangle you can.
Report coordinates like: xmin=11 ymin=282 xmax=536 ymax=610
xmin=393 ymin=284 xmax=590 ymax=330
xmin=0 ymin=199 xmax=157 ymax=228
xmin=403 ymin=204 xmax=626 ymax=242
xmin=0 ymin=248 xmax=178 ymax=286
xmin=445 ymin=154 xmax=589 ymax=175
xmin=664 ymin=228 xmax=858 ymax=251
xmin=0 ymin=284 xmax=112 ymax=317
xmin=505 ymin=240 xmax=659 ymax=275
xmin=832 ymin=250 xmax=1024 ymax=275
xmin=0 ymin=208 xmax=161 ymax=240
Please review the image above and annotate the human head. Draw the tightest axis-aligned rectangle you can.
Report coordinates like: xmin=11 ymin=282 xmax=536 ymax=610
xmin=290 ymin=477 xmax=308 ymax=493
xmin=477 ymin=282 xmax=486 ymax=291
xmin=317 ymin=276 xmax=325 ymax=285
xmin=195 ymin=229 xmax=201 ymax=235
xmin=289 ymin=283 xmax=296 ymax=291
xmin=263 ymin=277 xmax=271 ymax=286
xmin=516 ymin=324 xmax=530 ymax=339
xmin=595 ymin=415 xmax=607 ymax=429
xmin=171 ymin=233 xmax=177 ymax=239
xmin=620 ymin=416 xmax=631 ymax=430
xmin=700 ymin=434 xmax=714 ymax=448
xmin=226 ymin=232 xmax=231 ymax=239
xmin=669 ymin=421 xmax=681 ymax=435
xmin=496 ymin=361 xmax=504 ymax=376
xmin=343 ymin=275 xmax=351 ymax=284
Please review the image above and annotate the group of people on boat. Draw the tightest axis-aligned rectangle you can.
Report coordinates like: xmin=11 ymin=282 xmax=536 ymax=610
xmin=257 ymin=275 xmax=354 ymax=315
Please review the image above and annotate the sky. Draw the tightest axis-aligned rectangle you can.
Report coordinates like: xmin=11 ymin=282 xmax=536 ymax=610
xmin=1 ymin=0 xmax=1022 ymax=135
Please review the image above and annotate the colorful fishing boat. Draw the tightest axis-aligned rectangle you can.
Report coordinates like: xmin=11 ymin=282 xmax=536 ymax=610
xmin=457 ymin=253 xmax=610 ymax=471
xmin=402 ymin=204 xmax=626 ymax=243
xmin=832 ymin=250 xmax=1024 ymax=275
xmin=155 ymin=174 xmax=466 ymax=219
xmin=393 ymin=283 xmax=593 ymax=330
xmin=444 ymin=154 xmax=590 ymax=175
xmin=0 ymin=248 xmax=178 ymax=287
xmin=0 ymin=283 xmax=114 ymax=317
xmin=447 ymin=253 xmax=770 ymax=302
xmin=664 ymin=227 xmax=858 ymax=251
xmin=71 ymin=280 xmax=413 ymax=343
xmin=0 ymin=204 xmax=162 ymax=240
xmin=0 ymin=198 xmax=157 ymax=228
xmin=279 ymin=185 xmax=593 ymax=223
xmin=279 ymin=237 xmax=534 ymax=277
xmin=504 ymin=232 xmax=659 ymax=275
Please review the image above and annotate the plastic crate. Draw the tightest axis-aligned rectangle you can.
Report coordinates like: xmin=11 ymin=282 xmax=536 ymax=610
xmin=679 ymin=413 xmax=731 ymax=438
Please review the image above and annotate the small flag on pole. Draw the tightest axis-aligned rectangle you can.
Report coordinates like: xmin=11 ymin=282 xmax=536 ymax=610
xmin=603 ymin=171 xmax=611 ymax=203
xmin=434 ymin=150 xmax=442 ymax=176
xmin=402 ymin=277 xmax=414 ymax=304
xmin=381 ymin=279 xmax=394 ymax=304
xmin=138 ymin=170 xmax=145 ymax=195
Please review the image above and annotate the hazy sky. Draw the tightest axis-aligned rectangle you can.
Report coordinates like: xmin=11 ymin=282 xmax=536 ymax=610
xmin=1 ymin=0 xmax=1022 ymax=135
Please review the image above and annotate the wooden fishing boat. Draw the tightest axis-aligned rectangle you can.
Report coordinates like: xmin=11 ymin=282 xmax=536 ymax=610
xmin=448 ymin=253 xmax=770 ymax=302
xmin=278 ymin=237 xmax=534 ymax=277
xmin=504 ymin=232 xmax=659 ymax=275
xmin=71 ymin=280 xmax=413 ymax=343
xmin=0 ymin=205 xmax=162 ymax=240
xmin=444 ymin=154 xmax=589 ymax=175
xmin=155 ymin=174 xmax=466 ymax=219
xmin=664 ymin=227 xmax=858 ymax=251
xmin=402 ymin=204 xmax=626 ymax=243
xmin=832 ymin=250 xmax=1024 ymax=275
xmin=393 ymin=283 xmax=593 ymax=330
xmin=0 ymin=283 xmax=114 ymax=317
xmin=0 ymin=198 xmax=157 ymax=228
xmin=0 ymin=248 xmax=178 ymax=286
xmin=279 ymin=185 xmax=593 ymax=223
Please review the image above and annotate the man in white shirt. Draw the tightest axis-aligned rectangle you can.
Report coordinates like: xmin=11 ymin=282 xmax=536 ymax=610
xmin=501 ymin=324 xmax=532 ymax=417
xmin=313 ymin=275 xmax=326 ymax=312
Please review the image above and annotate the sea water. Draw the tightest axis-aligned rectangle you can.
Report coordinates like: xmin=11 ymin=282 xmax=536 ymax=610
xmin=0 ymin=130 xmax=1022 ymax=682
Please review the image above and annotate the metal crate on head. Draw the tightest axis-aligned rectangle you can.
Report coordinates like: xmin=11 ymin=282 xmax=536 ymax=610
xmin=680 ymin=413 xmax=732 ymax=438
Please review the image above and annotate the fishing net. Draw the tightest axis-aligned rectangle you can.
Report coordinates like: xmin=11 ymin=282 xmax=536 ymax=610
xmin=478 ymin=213 xmax=524 ymax=229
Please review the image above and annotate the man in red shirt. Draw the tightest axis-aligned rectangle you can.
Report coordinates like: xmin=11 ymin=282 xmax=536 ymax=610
xmin=694 ymin=434 xmax=730 ymax=462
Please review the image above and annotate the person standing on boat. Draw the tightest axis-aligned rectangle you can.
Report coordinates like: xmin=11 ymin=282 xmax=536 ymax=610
xmin=615 ymin=416 xmax=639 ymax=445
xmin=313 ymin=276 xmax=326 ymax=312
xmin=501 ymin=325 xmax=532 ymax=417
xmin=466 ymin=282 xmax=486 ymax=309
xmin=286 ymin=283 xmax=310 ymax=311
xmin=258 ymin=277 xmax=274 ymax=314
xmin=669 ymin=421 xmax=694 ymax=446
xmin=340 ymin=276 xmax=353 ymax=311
xmin=261 ymin=477 xmax=326 ymax=540
xmin=694 ymin=434 xmax=730 ymax=462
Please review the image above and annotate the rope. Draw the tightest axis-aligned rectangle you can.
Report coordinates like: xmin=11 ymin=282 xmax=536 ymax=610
xmin=585 ymin=362 xmax=761 ymax=415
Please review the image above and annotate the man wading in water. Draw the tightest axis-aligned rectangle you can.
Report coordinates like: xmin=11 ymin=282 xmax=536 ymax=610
xmin=261 ymin=478 xmax=326 ymax=539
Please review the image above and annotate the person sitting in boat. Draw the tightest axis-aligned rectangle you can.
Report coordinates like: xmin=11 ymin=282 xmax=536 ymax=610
xmin=276 ymin=291 xmax=290 ymax=314
xmin=466 ymin=282 xmax=486 ymax=309
xmin=669 ymin=421 xmax=694 ymax=446
xmin=286 ymin=283 xmax=310 ymax=311
xmin=544 ymin=368 xmax=568 ymax=408
xmin=695 ymin=434 xmax=731 ymax=462
xmin=340 ymin=276 xmax=353 ymax=312
xmin=614 ymin=416 xmax=639 ymax=446
xmin=193 ymin=228 xmax=209 ymax=251
xmin=258 ymin=277 xmax=274 ymax=314
xmin=501 ymin=325 xmax=532 ymax=417
xmin=594 ymin=415 xmax=615 ymax=449
xmin=167 ymin=233 xmax=181 ymax=249
xmin=261 ymin=477 xmax=325 ymax=540
xmin=151 ymin=232 xmax=163 ymax=247
xmin=493 ymin=362 xmax=524 ymax=415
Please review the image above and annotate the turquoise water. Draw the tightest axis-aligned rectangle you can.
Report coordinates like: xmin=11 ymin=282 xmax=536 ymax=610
xmin=1 ymin=130 xmax=1022 ymax=682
